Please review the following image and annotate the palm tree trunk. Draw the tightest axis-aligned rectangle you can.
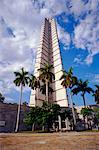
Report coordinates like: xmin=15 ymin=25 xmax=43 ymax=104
xmin=32 ymin=123 xmax=35 ymax=131
xmin=46 ymin=80 xmax=48 ymax=102
xmin=82 ymin=93 xmax=86 ymax=107
xmin=36 ymin=88 xmax=39 ymax=106
xmin=70 ymin=91 xmax=76 ymax=126
xmin=66 ymin=88 xmax=69 ymax=107
xmin=15 ymin=84 xmax=23 ymax=132
xmin=82 ymin=93 xmax=86 ymax=128
xmin=42 ymin=125 xmax=45 ymax=131
xmin=65 ymin=118 xmax=68 ymax=130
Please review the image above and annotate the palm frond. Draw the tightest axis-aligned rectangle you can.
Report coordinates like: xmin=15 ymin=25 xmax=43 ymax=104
xmin=40 ymin=84 xmax=53 ymax=95
xmin=13 ymin=67 xmax=29 ymax=87
xmin=14 ymin=71 xmax=21 ymax=77
xmin=38 ymin=63 xmax=55 ymax=83
xmin=72 ymin=87 xmax=81 ymax=95
xmin=86 ymin=87 xmax=94 ymax=93
xmin=69 ymin=67 xmax=73 ymax=74
xmin=95 ymin=85 xmax=99 ymax=90
xmin=14 ymin=78 xmax=21 ymax=86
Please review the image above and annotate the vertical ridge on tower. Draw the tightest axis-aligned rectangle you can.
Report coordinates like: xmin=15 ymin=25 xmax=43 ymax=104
xmin=30 ymin=18 xmax=68 ymax=107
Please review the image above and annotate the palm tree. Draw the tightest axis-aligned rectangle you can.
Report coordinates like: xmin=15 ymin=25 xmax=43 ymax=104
xmin=93 ymin=85 xmax=99 ymax=104
xmin=29 ymin=74 xmax=40 ymax=105
xmin=60 ymin=67 xmax=78 ymax=88
xmin=38 ymin=63 xmax=55 ymax=102
xmin=0 ymin=92 xmax=5 ymax=103
xmin=72 ymin=79 xmax=93 ymax=107
xmin=60 ymin=67 xmax=78 ymax=126
xmin=60 ymin=68 xmax=77 ymax=99
xmin=14 ymin=67 xmax=29 ymax=132
xmin=29 ymin=74 xmax=40 ymax=90
xmin=40 ymin=84 xmax=53 ymax=95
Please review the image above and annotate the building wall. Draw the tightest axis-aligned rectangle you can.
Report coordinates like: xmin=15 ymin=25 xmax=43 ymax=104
xmin=0 ymin=103 xmax=30 ymax=133
xmin=30 ymin=18 xmax=68 ymax=107
xmin=51 ymin=19 xmax=68 ymax=107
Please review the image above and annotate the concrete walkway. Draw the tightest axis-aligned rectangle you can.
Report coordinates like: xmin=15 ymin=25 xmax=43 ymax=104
xmin=0 ymin=132 xmax=99 ymax=150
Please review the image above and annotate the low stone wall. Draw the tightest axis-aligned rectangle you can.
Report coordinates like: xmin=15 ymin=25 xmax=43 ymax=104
xmin=0 ymin=103 xmax=30 ymax=133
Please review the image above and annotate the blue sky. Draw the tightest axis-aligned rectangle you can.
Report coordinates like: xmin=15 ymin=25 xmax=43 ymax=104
xmin=0 ymin=0 xmax=99 ymax=106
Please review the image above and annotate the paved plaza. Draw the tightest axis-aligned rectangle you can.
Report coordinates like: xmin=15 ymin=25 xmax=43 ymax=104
xmin=0 ymin=132 xmax=99 ymax=150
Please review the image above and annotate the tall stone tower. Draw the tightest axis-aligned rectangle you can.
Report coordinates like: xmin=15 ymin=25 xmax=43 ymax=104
xmin=30 ymin=18 xmax=68 ymax=107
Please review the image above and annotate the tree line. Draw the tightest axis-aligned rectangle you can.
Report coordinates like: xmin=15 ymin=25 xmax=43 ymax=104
xmin=0 ymin=63 xmax=99 ymax=132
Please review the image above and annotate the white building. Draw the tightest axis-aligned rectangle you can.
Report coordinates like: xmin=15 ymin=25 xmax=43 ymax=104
xmin=30 ymin=18 xmax=68 ymax=107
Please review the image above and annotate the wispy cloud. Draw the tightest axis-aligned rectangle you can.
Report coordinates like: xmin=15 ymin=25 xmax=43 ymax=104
xmin=58 ymin=0 xmax=99 ymax=65
xmin=74 ymin=57 xmax=84 ymax=65
xmin=0 ymin=0 xmax=68 ymax=101
xmin=85 ymin=73 xmax=99 ymax=83
xmin=0 ymin=0 xmax=98 ymax=102
xmin=94 ymin=74 xmax=99 ymax=83
xmin=57 ymin=24 xmax=71 ymax=50
xmin=73 ymin=13 xmax=99 ymax=64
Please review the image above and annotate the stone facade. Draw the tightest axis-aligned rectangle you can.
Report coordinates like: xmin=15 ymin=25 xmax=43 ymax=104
xmin=0 ymin=103 xmax=30 ymax=132
xmin=30 ymin=18 xmax=68 ymax=107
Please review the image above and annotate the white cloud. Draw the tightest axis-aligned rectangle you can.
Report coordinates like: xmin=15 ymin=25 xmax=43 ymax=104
xmin=57 ymin=24 xmax=71 ymax=49
xmin=55 ymin=0 xmax=99 ymax=65
xmin=0 ymin=0 xmax=68 ymax=102
xmin=74 ymin=57 xmax=83 ymax=65
xmin=85 ymin=54 xmax=93 ymax=65
xmin=67 ymin=0 xmax=85 ymax=17
xmin=0 ymin=0 xmax=98 ymax=102
xmin=71 ymin=0 xmax=99 ymax=65
xmin=86 ymin=73 xmax=99 ymax=83
xmin=74 ymin=12 xmax=99 ymax=64
xmin=94 ymin=74 xmax=99 ymax=83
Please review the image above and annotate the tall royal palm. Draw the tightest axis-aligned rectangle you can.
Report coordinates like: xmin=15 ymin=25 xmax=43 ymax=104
xmin=14 ymin=67 xmax=29 ymax=132
xmin=29 ymin=74 xmax=40 ymax=105
xmin=38 ymin=63 xmax=55 ymax=102
xmin=93 ymin=85 xmax=99 ymax=104
xmin=29 ymin=74 xmax=40 ymax=90
xmin=0 ymin=92 xmax=5 ymax=103
xmin=60 ymin=67 xmax=77 ymax=89
xmin=72 ymin=79 xmax=93 ymax=107
xmin=60 ymin=67 xmax=77 ymax=125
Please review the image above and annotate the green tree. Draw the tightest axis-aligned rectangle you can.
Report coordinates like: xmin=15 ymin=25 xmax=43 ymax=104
xmin=72 ymin=79 xmax=93 ymax=107
xmin=93 ymin=108 xmax=99 ymax=119
xmin=40 ymin=102 xmax=51 ymax=131
xmin=41 ymin=102 xmax=60 ymax=131
xmin=60 ymin=108 xmax=73 ymax=128
xmin=50 ymin=103 xmax=60 ymax=121
xmin=60 ymin=67 xmax=78 ymax=89
xmin=24 ymin=106 xmax=42 ymax=131
xmin=93 ymin=85 xmax=99 ymax=104
xmin=81 ymin=107 xmax=94 ymax=129
xmin=29 ymin=74 xmax=40 ymax=90
xmin=29 ymin=74 xmax=40 ymax=105
xmin=93 ymin=107 xmax=99 ymax=126
xmin=81 ymin=107 xmax=93 ymax=118
xmin=60 ymin=67 xmax=78 ymax=126
xmin=24 ymin=102 xmax=60 ymax=131
xmin=0 ymin=92 xmax=5 ymax=103
xmin=14 ymin=67 xmax=29 ymax=132
xmin=38 ymin=63 xmax=55 ymax=102
xmin=39 ymin=102 xmax=59 ymax=131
